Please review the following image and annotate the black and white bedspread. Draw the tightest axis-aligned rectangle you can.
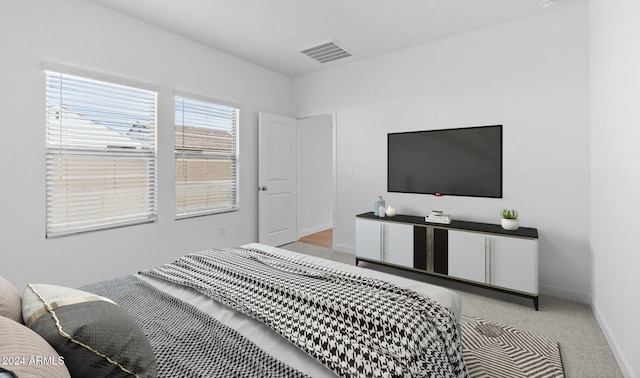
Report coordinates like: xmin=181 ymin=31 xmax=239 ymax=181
xmin=141 ymin=247 xmax=468 ymax=378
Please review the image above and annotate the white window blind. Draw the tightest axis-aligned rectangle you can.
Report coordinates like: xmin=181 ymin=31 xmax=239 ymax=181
xmin=175 ymin=95 xmax=239 ymax=218
xmin=46 ymin=71 xmax=157 ymax=237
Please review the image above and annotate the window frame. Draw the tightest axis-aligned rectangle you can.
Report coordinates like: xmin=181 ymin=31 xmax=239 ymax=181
xmin=174 ymin=92 xmax=240 ymax=219
xmin=44 ymin=63 xmax=158 ymax=238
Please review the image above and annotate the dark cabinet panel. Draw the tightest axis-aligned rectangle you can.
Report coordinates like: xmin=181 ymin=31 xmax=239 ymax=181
xmin=413 ymin=226 xmax=427 ymax=270
xmin=433 ymin=228 xmax=448 ymax=275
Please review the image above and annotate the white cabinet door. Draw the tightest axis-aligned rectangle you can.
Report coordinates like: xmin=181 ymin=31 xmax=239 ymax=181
xmin=356 ymin=219 xmax=413 ymax=268
xmin=383 ymin=222 xmax=413 ymax=268
xmin=448 ymin=230 xmax=487 ymax=283
xmin=356 ymin=218 xmax=382 ymax=261
xmin=490 ymin=236 xmax=538 ymax=294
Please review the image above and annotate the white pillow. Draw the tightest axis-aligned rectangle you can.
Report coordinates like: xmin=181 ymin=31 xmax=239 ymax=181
xmin=0 ymin=315 xmax=70 ymax=378
xmin=0 ymin=275 xmax=21 ymax=323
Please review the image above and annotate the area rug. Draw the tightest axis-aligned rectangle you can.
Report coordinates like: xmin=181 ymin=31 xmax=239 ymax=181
xmin=460 ymin=315 xmax=564 ymax=378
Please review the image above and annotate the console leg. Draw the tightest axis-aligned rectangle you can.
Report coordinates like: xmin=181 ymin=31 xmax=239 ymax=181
xmin=533 ymin=296 xmax=539 ymax=311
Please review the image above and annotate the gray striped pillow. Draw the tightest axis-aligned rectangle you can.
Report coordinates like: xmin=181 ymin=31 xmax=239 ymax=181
xmin=22 ymin=284 xmax=157 ymax=378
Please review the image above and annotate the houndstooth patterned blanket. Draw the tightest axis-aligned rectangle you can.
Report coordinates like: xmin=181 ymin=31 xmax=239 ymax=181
xmin=142 ymin=247 xmax=468 ymax=378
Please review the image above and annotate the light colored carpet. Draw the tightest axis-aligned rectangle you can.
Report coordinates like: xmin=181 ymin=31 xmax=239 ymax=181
xmin=281 ymin=241 xmax=623 ymax=378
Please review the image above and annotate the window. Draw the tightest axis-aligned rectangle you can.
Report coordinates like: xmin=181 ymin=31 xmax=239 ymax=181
xmin=175 ymin=95 xmax=239 ymax=218
xmin=45 ymin=69 xmax=157 ymax=237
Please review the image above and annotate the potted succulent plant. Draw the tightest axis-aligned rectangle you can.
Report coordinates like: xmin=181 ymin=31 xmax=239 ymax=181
xmin=500 ymin=209 xmax=519 ymax=230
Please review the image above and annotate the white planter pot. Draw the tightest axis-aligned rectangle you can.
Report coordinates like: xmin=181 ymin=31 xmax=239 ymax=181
xmin=501 ymin=218 xmax=519 ymax=231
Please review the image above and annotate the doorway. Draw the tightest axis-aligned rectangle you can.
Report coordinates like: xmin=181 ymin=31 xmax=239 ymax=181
xmin=299 ymin=229 xmax=333 ymax=249
xmin=296 ymin=114 xmax=334 ymax=249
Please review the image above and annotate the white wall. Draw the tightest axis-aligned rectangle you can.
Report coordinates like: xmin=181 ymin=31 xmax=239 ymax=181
xmin=0 ymin=0 xmax=291 ymax=290
xmin=297 ymin=115 xmax=333 ymax=238
xmin=590 ymin=0 xmax=640 ymax=376
xmin=293 ymin=3 xmax=591 ymax=301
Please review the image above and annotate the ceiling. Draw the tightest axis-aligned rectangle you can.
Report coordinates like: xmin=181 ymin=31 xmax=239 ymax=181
xmin=86 ymin=0 xmax=576 ymax=77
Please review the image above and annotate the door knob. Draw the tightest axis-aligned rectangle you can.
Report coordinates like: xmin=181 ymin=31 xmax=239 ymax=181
xmin=259 ymin=186 xmax=268 ymax=191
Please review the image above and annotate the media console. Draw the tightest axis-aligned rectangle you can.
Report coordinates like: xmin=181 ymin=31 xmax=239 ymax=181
xmin=355 ymin=212 xmax=539 ymax=310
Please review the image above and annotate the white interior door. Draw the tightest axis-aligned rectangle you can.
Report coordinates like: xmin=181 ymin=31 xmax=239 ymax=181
xmin=258 ymin=112 xmax=297 ymax=246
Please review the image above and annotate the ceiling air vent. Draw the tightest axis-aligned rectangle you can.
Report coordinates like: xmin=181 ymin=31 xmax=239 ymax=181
xmin=299 ymin=40 xmax=352 ymax=64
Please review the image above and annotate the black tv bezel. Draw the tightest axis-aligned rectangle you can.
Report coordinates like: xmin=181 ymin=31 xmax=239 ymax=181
xmin=387 ymin=124 xmax=503 ymax=198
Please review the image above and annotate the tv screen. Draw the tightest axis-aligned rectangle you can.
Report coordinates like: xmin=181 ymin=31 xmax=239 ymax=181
xmin=388 ymin=125 xmax=502 ymax=198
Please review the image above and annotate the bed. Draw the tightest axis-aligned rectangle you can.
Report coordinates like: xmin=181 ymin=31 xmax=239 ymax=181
xmin=1 ymin=243 xmax=467 ymax=378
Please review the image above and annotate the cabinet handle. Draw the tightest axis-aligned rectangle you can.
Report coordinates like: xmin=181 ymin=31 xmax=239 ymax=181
xmin=489 ymin=249 xmax=492 ymax=285
xmin=380 ymin=223 xmax=385 ymax=261
xmin=485 ymin=237 xmax=492 ymax=284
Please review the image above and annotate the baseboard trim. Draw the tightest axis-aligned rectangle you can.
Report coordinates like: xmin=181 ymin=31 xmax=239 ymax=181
xmin=592 ymin=303 xmax=633 ymax=378
xmin=538 ymin=283 xmax=591 ymax=304
xmin=334 ymin=243 xmax=355 ymax=254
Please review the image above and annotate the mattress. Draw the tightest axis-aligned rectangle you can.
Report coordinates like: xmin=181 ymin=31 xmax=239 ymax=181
xmin=137 ymin=242 xmax=462 ymax=377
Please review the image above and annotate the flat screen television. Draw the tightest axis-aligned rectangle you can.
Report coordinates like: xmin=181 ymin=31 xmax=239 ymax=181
xmin=387 ymin=125 xmax=502 ymax=198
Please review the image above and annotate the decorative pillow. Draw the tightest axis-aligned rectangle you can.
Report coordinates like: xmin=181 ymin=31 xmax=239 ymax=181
xmin=0 ymin=276 xmax=22 ymax=323
xmin=22 ymin=284 xmax=157 ymax=378
xmin=0 ymin=315 xmax=71 ymax=378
